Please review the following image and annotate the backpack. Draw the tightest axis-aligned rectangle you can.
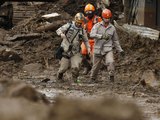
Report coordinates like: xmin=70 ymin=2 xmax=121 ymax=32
xmin=55 ymin=22 xmax=72 ymax=60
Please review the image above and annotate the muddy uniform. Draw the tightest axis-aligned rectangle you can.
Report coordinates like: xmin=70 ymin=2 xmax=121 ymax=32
xmin=56 ymin=21 xmax=90 ymax=80
xmin=90 ymin=21 xmax=123 ymax=80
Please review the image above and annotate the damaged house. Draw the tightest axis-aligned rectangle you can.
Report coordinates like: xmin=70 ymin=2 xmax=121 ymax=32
xmin=125 ymin=0 xmax=160 ymax=29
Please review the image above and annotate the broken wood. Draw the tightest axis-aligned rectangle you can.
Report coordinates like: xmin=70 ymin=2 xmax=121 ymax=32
xmin=113 ymin=20 xmax=128 ymax=33
xmin=41 ymin=13 xmax=61 ymax=22
xmin=0 ymin=40 xmax=13 ymax=46
xmin=44 ymin=57 xmax=49 ymax=69
xmin=35 ymin=20 xmax=65 ymax=32
xmin=6 ymin=33 xmax=41 ymax=41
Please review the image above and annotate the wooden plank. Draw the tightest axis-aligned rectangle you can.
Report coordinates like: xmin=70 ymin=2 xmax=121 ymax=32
xmin=6 ymin=33 xmax=41 ymax=41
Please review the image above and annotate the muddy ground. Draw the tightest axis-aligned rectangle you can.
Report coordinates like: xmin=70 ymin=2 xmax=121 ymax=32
xmin=0 ymin=1 xmax=160 ymax=120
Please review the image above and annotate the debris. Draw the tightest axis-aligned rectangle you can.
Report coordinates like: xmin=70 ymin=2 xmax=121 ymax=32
xmin=6 ymin=33 xmax=42 ymax=41
xmin=41 ymin=13 xmax=61 ymax=22
xmin=23 ymin=63 xmax=43 ymax=74
xmin=141 ymin=70 xmax=159 ymax=87
xmin=44 ymin=57 xmax=49 ymax=68
xmin=35 ymin=20 xmax=66 ymax=32
xmin=123 ymin=24 xmax=160 ymax=40
xmin=0 ymin=48 xmax=22 ymax=62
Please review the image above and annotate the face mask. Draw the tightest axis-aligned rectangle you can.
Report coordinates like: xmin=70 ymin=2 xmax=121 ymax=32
xmin=103 ymin=18 xmax=110 ymax=23
xmin=86 ymin=11 xmax=94 ymax=19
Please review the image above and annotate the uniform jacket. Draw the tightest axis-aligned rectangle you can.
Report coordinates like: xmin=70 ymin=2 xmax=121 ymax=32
xmin=84 ymin=15 xmax=102 ymax=34
xmin=90 ymin=21 xmax=123 ymax=55
xmin=56 ymin=21 xmax=90 ymax=56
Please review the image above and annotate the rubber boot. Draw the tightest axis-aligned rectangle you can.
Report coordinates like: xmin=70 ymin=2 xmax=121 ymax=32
xmin=71 ymin=68 xmax=79 ymax=83
xmin=82 ymin=59 xmax=91 ymax=75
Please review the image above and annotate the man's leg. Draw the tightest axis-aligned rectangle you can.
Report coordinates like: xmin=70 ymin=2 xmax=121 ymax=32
xmin=81 ymin=42 xmax=91 ymax=75
xmin=105 ymin=51 xmax=115 ymax=82
xmin=57 ymin=57 xmax=69 ymax=82
xmin=90 ymin=54 xmax=102 ymax=83
xmin=71 ymin=53 xmax=82 ymax=82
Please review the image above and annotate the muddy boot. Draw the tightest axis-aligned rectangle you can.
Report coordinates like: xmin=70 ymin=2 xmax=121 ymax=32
xmin=109 ymin=75 xmax=114 ymax=82
xmin=57 ymin=73 xmax=64 ymax=83
xmin=71 ymin=68 xmax=79 ymax=83
xmin=82 ymin=58 xmax=91 ymax=75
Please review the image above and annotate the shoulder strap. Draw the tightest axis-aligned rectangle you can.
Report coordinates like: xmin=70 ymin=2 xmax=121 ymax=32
xmin=70 ymin=29 xmax=80 ymax=43
xmin=81 ymin=28 xmax=84 ymax=35
xmin=65 ymin=22 xmax=72 ymax=35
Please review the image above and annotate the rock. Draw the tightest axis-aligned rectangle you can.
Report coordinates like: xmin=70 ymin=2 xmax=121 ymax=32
xmin=0 ymin=48 xmax=22 ymax=62
xmin=0 ymin=80 xmax=49 ymax=104
xmin=0 ymin=98 xmax=50 ymax=120
xmin=50 ymin=97 xmax=144 ymax=120
xmin=141 ymin=70 xmax=159 ymax=87
xmin=23 ymin=63 xmax=43 ymax=74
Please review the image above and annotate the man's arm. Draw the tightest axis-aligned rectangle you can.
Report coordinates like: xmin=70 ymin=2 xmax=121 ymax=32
xmin=82 ymin=30 xmax=90 ymax=54
xmin=90 ymin=23 xmax=102 ymax=40
xmin=56 ymin=23 xmax=70 ymax=36
xmin=112 ymin=29 xmax=123 ymax=52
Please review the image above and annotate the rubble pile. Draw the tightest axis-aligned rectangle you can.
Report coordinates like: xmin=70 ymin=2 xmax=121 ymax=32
xmin=116 ymin=29 xmax=160 ymax=85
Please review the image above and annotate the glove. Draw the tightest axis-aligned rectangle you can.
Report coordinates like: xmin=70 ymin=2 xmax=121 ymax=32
xmin=120 ymin=51 xmax=125 ymax=57
xmin=101 ymin=33 xmax=109 ymax=41
xmin=60 ymin=33 xmax=66 ymax=39
xmin=79 ymin=34 xmax=83 ymax=39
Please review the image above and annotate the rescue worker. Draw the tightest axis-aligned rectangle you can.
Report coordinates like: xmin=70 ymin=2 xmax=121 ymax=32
xmin=56 ymin=13 xmax=90 ymax=82
xmin=89 ymin=9 xmax=124 ymax=83
xmin=81 ymin=3 xmax=102 ymax=75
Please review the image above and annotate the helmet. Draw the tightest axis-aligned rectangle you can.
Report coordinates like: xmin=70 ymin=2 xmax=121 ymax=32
xmin=102 ymin=9 xmax=112 ymax=19
xmin=84 ymin=3 xmax=95 ymax=13
xmin=74 ymin=13 xmax=84 ymax=24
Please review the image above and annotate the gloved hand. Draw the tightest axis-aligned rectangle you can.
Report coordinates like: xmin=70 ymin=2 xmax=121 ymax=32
xmin=60 ymin=33 xmax=66 ymax=39
xmin=101 ymin=33 xmax=109 ymax=41
xmin=120 ymin=51 xmax=125 ymax=57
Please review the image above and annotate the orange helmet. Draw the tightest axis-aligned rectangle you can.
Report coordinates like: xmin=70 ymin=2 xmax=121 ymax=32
xmin=102 ymin=9 xmax=112 ymax=19
xmin=74 ymin=13 xmax=84 ymax=24
xmin=84 ymin=3 xmax=95 ymax=13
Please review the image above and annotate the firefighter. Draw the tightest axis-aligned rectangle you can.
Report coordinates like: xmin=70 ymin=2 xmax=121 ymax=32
xmin=81 ymin=3 xmax=102 ymax=75
xmin=89 ymin=9 xmax=124 ymax=83
xmin=56 ymin=13 xmax=90 ymax=82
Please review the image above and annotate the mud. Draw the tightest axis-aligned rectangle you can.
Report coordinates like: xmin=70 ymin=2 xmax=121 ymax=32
xmin=0 ymin=1 xmax=159 ymax=120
